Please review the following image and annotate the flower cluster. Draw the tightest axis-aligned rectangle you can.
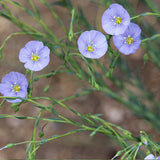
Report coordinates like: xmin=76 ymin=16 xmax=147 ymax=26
xmin=0 ymin=41 xmax=50 ymax=103
xmin=78 ymin=3 xmax=141 ymax=57
xmin=102 ymin=3 xmax=141 ymax=55
xmin=0 ymin=3 xmax=142 ymax=102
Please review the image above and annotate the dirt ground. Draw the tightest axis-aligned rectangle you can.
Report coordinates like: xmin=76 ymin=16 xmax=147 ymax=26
xmin=0 ymin=0 xmax=160 ymax=159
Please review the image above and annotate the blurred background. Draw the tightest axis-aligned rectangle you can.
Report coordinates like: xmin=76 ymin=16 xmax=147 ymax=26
xmin=0 ymin=0 xmax=160 ymax=159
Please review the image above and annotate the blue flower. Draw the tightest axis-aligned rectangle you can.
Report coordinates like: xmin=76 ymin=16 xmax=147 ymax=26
xmin=113 ymin=22 xmax=141 ymax=55
xmin=77 ymin=30 xmax=108 ymax=59
xmin=144 ymin=154 xmax=160 ymax=160
xmin=0 ymin=72 xmax=28 ymax=103
xmin=19 ymin=41 xmax=50 ymax=71
xmin=102 ymin=3 xmax=130 ymax=35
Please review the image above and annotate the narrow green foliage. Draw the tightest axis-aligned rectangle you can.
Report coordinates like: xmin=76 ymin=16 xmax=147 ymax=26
xmin=12 ymin=1 xmax=22 ymax=7
xmin=38 ymin=132 xmax=44 ymax=138
xmin=0 ymin=115 xmax=7 ymax=119
xmin=50 ymin=97 xmax=82 ymax=117
xmin=77 ymin=6 xmax=92 ymax=29
xmin=106 ymin=68 xmax=113 ymax=78
xmin=14 ymin=106 xmax=19 ymax=112
xmin=10 ymin=102 xmax=21 ymax=109
xmin=68 ymin=9 xmax=75 ymax=41
xmin=111 ymin=150 xmax=123 ymax=160
xmin=15 ymin=116 xmax=27 ymax=119
xmin=43 ymin=85 xmax=50 ymax=93
xmin=143 ymin=53 xmax=148 ymax=63
xmin=0 ymin=32 xmax=26 ymax=59
xmin=131 ymin=12 xmax=160 ymax=20
xmin=25 ymin=9 xmax=34 ymax=17
xmin=0 ymin=11 xmax=11 ymax=20
xmin=25 ymin=69 xmax=30 ymax=76
xmin=6 ymin=143 xmax=15 ymax=148
xmin=6 ymin=97 xmax=18 ymax=100
xmin=49 ymin=107 xmax=59 ymax=116
xmin=90 ymin=125 xmax=103 ymax=136
xmin=0 ymin=99 xmax=6 ymax=109
xmin=29 ymin=0 xmax=40 ymax=18
xmin=76 ymin=73 xmax=83 ymax=79
xmin=40 ymin=0 xmax=67 ymax=33
xmin=38 ymin=139 xmax=48 ymax=146
xmin=142 ymin=0 xmax=160 ymax=15
xmin=52 ymin=135 xmax=59 ymax=138
xmin=28 ymin=71 xmax=34 ymax=99
xmin=50 ymin=0 xmax=73 ymax=10
xmin=109 ymin=53 xmax=121 ymax=69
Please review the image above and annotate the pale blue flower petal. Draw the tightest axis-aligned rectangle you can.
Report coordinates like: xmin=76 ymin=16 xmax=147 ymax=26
xmin=19 ymin=48 xmax=32 ymax=63
xmin=125 ymin=23 xmax=141 ymax=38
xmin=25 ymin=40 xmax=44 ymax=53
xmin=24 ymin=60 xmax=34 ymax=70
xmin=19 ymin=41 xmax=50 ymax=71
xmin=102 ymin=3 xmax=130 ymax=35
xmin=144 ymin=154 xmax=155 ymax=160
xmin=113 ymin=22 xmax=141 ymax=55
xmin=38 ymin=46 xmax=50 ymax=57
xmin=0 ymin=72 xmax=28 ymax=103
xmin=77 ymin=30 xmax=108 ymax=59
xmin=0 ymin=83 xmax=11 ymax=95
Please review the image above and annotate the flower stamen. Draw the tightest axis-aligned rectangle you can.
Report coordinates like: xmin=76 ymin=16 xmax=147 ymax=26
xmin=32 ymin=54 xmax=39 ymax=61
xmin=13 ymin=84 xmax=21 ymax=92
xmin=115 ymin=17 xmax=122 ymax=25
xmin=126 ymin=37 xmax=133 ymax=44
xmin=87 ymin=45 xmax=94 ymax=52
xmin=87 ymin=42 xmax=96 ymax=53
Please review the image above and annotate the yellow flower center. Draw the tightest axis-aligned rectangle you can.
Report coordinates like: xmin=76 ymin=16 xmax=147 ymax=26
xmin=32 ymin=54 xmax=39 ymax=61
xmin=126 ymin=37 xmax=133 ymax=44
xmin=13 ymin=85 xmax=21 ymax=92
xmin=87 ymin=45 xmax=94 ymax=52
xmin=115 ymin=17 xmax=122 ymax=25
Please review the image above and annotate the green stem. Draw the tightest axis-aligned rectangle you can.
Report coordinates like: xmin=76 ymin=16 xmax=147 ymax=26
xmin=68 ymin=9 xmax=75 ymax=41
xmin=39 ymin=0 xmax=68 ymax=33
xmin=50 ymin=97 xmax=83 ymax=117
xmin=133 ymin=144 xmax=141 ymax=160
xmin=28 ymin=71 xmax=33 ymax=99
xmin=141 ymin=34 xmax=160 ymax=43
xmin=2 ymin=0 xmax=58 ymax=42
xmin=0 ymin=32 xmax=53 ymax=57
xmin=0 ymin=4 xmax=38 ymax=33
xmin=29 ymin=0 xmax=39 ymax=18
xmin=0 ymin=1 xmax=12 ymax=15
xmin=32 ymin=89 xmax=95 ymax=103
xmin=27 ymin=110 xmax=44 ymax=159
xmin=142 ymin=0 xmax=160 ymax=15
xmin=0 ymin=114 xmax=65 ymax=123
xmin=0 ymin=99 xmax=6 ymax=109
xmin=33 ymin=70 xmax=69 ymax=81
xmin=2 ymin=128 xmax=87 ymax=150
xmin=33 ymin=65 xmax=67 ymax=81
xmin=38 ymin=19 xmax=58 ymax=42
xmin=131 ymin=12 xmax=160 ymax=20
